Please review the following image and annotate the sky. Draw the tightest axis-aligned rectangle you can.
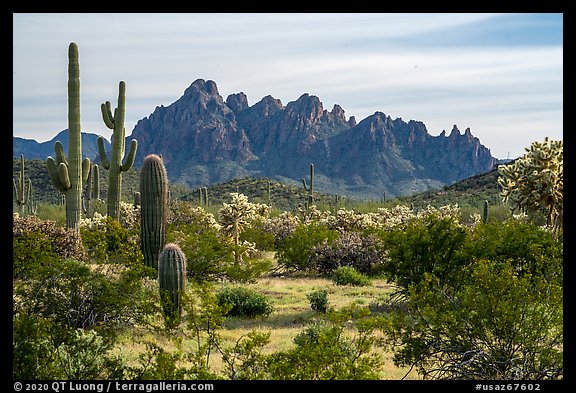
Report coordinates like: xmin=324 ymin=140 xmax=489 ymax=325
xmin=13 ymin=13 xmax=563 ymax=159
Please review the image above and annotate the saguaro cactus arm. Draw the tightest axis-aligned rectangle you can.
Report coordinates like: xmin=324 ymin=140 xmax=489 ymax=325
xmin=121 ymin=138 xmax=138 ymax=171
xmin=97 ymin=136 xmax=111 ymax=169
xmin=101 ymin=101 xmax=116 ymax=129
xmin=82 ymin=157 xmax=91 ymax=182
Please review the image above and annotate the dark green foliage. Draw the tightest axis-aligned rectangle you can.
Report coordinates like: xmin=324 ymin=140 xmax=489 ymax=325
xmin=14 ymin=256 xmax=156 ymax=334
xmin=276 ymin=223 xmax=339 ymax=272
xmin=466 ymin=220 xmax=563 ymax=281
xmin=12 ymin=312 xmax=125 ymax=380
xmin=216 ymin=286 xmax=274 ymax=318
xmin=239 ymin=219 xmax=276 ymax=251
xmin=307 ymin=288 xmax=329 ymax=313
xmin=384 ymin=258 xmax=563 ymax=380
xmin=140 ymin=154 xmax=168 ymax=270
xmin=379 ymin=213 xmax=469 ymax=295
xmin=331 ymin=266 xmax=371 ymax=286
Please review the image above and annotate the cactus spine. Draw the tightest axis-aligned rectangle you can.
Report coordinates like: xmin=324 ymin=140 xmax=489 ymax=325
xmin=140 ymin=154 xmax=168 ymax=270
xmin=158 ymin=243 xmax=187 ymax=326
xmin=98 ymin=80 xmax=138 ymax=222
xmin=46 ymin=42 xmax=90 ymax=231
xmin=302 ymin=163 xmax=314 ymax=207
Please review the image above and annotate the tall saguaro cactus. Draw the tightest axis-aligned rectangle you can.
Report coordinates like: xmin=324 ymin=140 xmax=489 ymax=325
xmin=158 ymin=243 xmax=187 ymax=327
xmin=13 ymin=154 xmax=31 ymax=216
xmin=46 ymin=42 xmax=90 ymax=231
xmin=98 ymin=80 xmax=138 ymax=222
xmin=302 ymin=162 xmax=315 ymax=207
xmin=140 ymin=154 xmax=168 ymax=270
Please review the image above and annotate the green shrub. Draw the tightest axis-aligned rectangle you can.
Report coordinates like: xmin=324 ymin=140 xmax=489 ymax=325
xmin=307 ymin=288 xmax=329 ymax=313
xmin=310 ymin=231 xmax=385 ymax=275
xmin=466 ymin=220 xmax=563 ymax=281
xmin=13 ymin=215 xmax=86 ymax=279
xmin=379 ymin=213 xmax=469 ymax=295
xmin=239 ymin=219 xmax=276 ymax=251
xmin=13 ymin=256 xmax=157 ymax=334
xmin=169 ymin=221 xmax=270 ymax=283
xmin=383 ymin=258 xmax=563 ymax=379
xmin=12 ymin=312 xmax=124 ymax=380
xmin=266 ymin=306 xmax=382 ymax=379
xmin=216 ymin=286 xmax=274 ymax=318
xmin=276 ymin=223 xmax=339 ymax=272
xmin=332 ymin=266 xmax=371 ymax=286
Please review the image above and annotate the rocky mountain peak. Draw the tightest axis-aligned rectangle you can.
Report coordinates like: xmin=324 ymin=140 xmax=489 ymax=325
xmin=226 ymin=92 xmax=249 ymax=114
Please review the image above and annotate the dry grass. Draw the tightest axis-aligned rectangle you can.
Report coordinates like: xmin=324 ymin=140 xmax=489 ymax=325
xmin=113 ymin=273 xmax=420 ymax=380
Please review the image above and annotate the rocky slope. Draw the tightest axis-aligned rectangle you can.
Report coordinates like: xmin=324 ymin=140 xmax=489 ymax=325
xmin=129 ymin=79 xmax=495 ymax=198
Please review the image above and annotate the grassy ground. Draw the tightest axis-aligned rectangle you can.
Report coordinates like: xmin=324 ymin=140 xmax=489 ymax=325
xmin=113 ymin=268 xmax=419 ymax=380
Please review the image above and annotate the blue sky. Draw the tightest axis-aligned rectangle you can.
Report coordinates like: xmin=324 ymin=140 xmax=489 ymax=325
xmin=13 ymin=13 xmax=563 ymax=159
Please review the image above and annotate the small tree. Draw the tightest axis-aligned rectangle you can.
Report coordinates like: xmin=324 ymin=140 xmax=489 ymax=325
xmin=384 ymin=257 xmax=563 ymax=380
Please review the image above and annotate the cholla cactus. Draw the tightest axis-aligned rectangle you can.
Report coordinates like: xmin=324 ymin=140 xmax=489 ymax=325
xmin=263 ymin=211 xmax=301 ymax=247
xmin=498 ymin=137 xmax=563 ymax=235
xmin=218 ymin=193 xmax=259 ymax=247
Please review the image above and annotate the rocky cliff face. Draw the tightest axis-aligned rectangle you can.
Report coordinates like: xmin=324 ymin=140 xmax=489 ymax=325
xmin=129 ymin=79 xmax=496 ymax=198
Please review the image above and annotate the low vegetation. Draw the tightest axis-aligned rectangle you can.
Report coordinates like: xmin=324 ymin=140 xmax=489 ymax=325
xmin=13 ymin=138 xmax=563 ymax=381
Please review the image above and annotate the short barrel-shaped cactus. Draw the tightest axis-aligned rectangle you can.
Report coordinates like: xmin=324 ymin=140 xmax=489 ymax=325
xmin=158 ymin=243 xmax=187 ymax=326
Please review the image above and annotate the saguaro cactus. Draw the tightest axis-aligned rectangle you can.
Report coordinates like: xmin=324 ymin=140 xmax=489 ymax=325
xmin=83 ymin=163 xmax=100 ymax=218
xmin=482 ymin=200 xmax=489 ymax=224
xmin=158 ymin=243 xmax=187 ymax=326
xmin=140 ymin=154 xmax=168 ymax=270
xmin=302 ymin=162 xmax=315 ymax=207
xmin=98 ymin=80 xmax=138 ymax=222
xmin=13 ymin=154 xmax=31 ymax=216
xmin=46 ymin=42 xmax=90 ymax=231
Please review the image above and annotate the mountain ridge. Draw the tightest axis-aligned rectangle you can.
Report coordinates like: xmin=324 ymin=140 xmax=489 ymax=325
xmin=14 ymin=78 xmax=496 ymax=199
xmin=13 ymin=130 xmax=111 ymax=162
xmin=130 ymin=78 xmax=495 ymax=198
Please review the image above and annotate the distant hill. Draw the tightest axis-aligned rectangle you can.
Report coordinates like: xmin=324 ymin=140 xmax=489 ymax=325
xmin=14 ymin=157 xmax=509 ymax=214
xmin=13 ymin=130 xmax=110 ymax=162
